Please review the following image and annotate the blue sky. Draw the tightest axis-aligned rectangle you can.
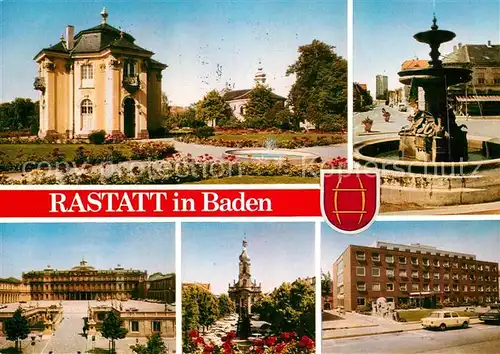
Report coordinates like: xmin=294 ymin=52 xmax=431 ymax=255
xmin=1 ymin=0 xmax=346 ymax=106
xmin=355 ymin=0 xmax=500 ymax=94
xmin=182 ymin=222 xmax=315 ymax=294
xmin=0 ymin=223 xmax=175 ymax=278
xmin=322 ymin=220 xmax=500 ymax=275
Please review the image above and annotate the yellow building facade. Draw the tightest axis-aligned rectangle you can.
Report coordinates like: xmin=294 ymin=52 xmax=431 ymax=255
xmin=0 ymin=278 xmax=31 ymax=304
xmin=34 ymin=8 xmax=167 ymax=139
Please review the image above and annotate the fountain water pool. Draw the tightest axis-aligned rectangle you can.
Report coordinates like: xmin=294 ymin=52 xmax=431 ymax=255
xmin=223 ymin=149 xmax=320 ymax=164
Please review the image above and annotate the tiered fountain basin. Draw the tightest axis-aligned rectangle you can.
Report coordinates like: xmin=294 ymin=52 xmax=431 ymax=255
xmin=353 ymin=136 xmax=500 ymax=207
xmin=223 ymin=149 xmax=320 ymax=164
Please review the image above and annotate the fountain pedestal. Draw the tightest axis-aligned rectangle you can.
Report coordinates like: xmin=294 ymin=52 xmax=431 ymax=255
xmin=397 ymin=17 xmax=472 ymax=162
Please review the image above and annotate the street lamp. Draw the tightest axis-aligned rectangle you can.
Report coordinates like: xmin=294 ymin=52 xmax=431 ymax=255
xmin=30 ymin=335 xmax=36 ymax=354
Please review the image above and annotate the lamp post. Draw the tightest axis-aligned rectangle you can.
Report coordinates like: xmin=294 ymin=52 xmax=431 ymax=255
xmin=30 ymin=335 xmax=36 ymax=354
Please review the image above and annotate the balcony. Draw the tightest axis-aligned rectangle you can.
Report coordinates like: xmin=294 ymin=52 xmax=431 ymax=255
xmin=386 ymin=272 xmax=395 ymax=279
xmin=386 ymin=258 xmax=394 ymax=264
xmin=399 ymin=273 xmax=408 ymax=279
xmin=34 ymin=76 xmax=45 ymax=91
xmin=443 ymin=263 xmax=450 ymax=268
xmin=122 ymin=75 xmax=140 ymax=93
xmin=356 ymin=284 xmax=367 ymax=291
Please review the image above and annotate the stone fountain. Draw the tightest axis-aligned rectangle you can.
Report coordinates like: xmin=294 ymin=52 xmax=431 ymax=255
xmin=398 ymin=16 xmax=472 ymax=162
xmin=353 ymin=17 xmax=500 ymax=211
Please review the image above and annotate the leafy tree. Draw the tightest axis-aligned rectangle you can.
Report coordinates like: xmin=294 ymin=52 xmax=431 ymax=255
xmin=196 ymin=289 xmax=219 ymax=332
xmin=101 ymin=311 xmax=128 ymax=353
xmin=182 ymin=286 xmax=200 ymax=332
xmin=130 ymin=333 xmax=168 ymax=354
xmin=321 ymin=272 xmax=332 ymax=307
xmin=0 ymin=98 xmax=39 ymax=133
xmin=244 ymin=85 xmax=284 ymax=128
xmin=196 ymin=90 xmax=233 ymax=127
xmin=217 ymin=294 xmax=235 ymax=318
xmin=253 ymin=279 xmax=315 ymax=337
xmin=4 ymin=308 xmax=30 ymax=352
xmin=287 ymin=40 xmax=347 ymax=130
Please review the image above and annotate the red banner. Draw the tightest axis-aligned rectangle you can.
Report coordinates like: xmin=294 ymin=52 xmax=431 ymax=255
xmin=0 ymin=187 xmax=320 ymax=218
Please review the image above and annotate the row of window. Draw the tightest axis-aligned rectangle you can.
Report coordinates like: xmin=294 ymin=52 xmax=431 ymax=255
xmin=356 ymin=266 xmax=498 ymax=280
xmin=355 ymin=251 xmax=497 ymax=272
xmin=356 ymin=281 xmax=498 ymax=293
xmin=356 ymin=296 xmax=497 ymax=306
xmin=130 ymin=320 xmax=161 ymax=333
xmin=32 ymin=282 xmax=136 ymax=291
xmin=81 ymin=62 xmax=137 ymax=80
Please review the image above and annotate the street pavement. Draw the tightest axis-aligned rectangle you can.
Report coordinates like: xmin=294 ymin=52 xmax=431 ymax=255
xmin=323 ymin=323 xmax=500 ymax=354
xmin=0 ymin=300 xmax=175 ymax=354
xmin=354 ymin=104 xmax=500 ymax=141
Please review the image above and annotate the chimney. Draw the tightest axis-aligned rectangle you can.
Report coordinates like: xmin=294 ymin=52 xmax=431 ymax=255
xmin=66 ymin=25 xmax=74 ymax=50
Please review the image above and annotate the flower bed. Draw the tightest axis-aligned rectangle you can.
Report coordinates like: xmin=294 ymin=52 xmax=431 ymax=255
xmin=184 ymin=330 xmax=239 ymax=354
xmin=175 ymin=135 xmax=345 ymax=148
xmin=249 ymin=332 xmax=315 ymax=354
xmin=0 ymin=141 xmax=176 ymax=173
xmin=0 ymin=154 xmax=347 ymax=184
xmin=183 ymin=330 xmax=315 ymax=354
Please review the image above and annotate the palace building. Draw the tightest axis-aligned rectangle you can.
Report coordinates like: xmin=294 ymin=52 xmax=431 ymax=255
xmin=22 ymin=259 xmax=147 ymax=301
xmin=228 ymin=240 xmax=262 ymax=314
xmin=33 ymin=8 xmax=167 ymax=139
xmin=0 ymin=278 xmax=31 ymax=304
xmin=146 ymin=273 xmax=175 ymax=304
xmin=332 ymin=242 xmax=499 ymax=311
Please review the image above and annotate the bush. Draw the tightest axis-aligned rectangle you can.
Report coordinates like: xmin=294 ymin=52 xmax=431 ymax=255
xmin=148 ymin=127 xmax=167 ymax=139
xmin=192 ymin=126 xmax=215 ymax=138
xmin=89 ymin=130 xmax=106 ymax=145
xmin=356 ymin=305 xmax=370 ymax=313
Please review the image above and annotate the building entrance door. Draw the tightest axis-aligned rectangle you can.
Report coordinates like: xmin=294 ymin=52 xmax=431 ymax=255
xmin=124 ymin=98 xmax=136 ymax=138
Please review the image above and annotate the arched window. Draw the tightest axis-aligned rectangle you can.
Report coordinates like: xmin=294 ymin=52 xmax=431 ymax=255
xmin=81 ymin=99 xmax=93 ymax=131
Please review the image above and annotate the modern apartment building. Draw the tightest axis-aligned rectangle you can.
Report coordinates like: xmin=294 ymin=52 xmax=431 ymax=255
xmin=332 ymin=242 xmax=499 ymax=311
xmin=375 ymin=75 xmax=388 ymax=100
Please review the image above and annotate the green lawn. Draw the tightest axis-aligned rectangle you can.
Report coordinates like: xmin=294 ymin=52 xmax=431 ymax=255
xmin=214 ymin=131 xmax=346 ymax=143
xmin=0 ymin=144 xmax=133 ymax=160
xmin=398 ymin=309 xmax=477 ymax=322
xmin=187 ymin=176 xmax=320 ymax=184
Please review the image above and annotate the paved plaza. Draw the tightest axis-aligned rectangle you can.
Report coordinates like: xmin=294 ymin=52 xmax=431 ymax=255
xmin=0 ymin=301 xmax=175 ymax=354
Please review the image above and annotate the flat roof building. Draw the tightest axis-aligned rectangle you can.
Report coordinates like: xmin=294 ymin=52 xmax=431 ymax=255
xmin=332 ymin=242 xmax=499 ymax=311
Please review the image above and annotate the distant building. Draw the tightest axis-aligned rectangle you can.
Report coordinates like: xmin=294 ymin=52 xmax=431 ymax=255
xmin=222 ymin=64 xmax=286 ymax=122
xmin=0 ymin=278 xmax=31 ymax=304
xmin=146 ymin=273 xmax=175 ymax=304
xmin=34 ymin=8 xmax=167 ymax=139
xmin=400 ymin=59 xmax=430 ymax=109
xmin=22 ymin=259 xmax=147 ymax=301
xmin=353 ymin=83 xmax=372 ymax=112
xmin=228 ymin=240 xmax=262 ymax=314
xmin=443 ymin=41 xmax=500 ymax=116
xmin=332 ymin=241 xmax=499 ymax=311
xmin=375 ymin=75 xmax=388 ymax=100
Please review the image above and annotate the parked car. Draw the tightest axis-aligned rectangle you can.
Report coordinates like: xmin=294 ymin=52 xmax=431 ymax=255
xmin=421 ymin=311 xmax=470 ymax=330
xmin=479 ymin=308 xmax=500 ymax=324
xmin=398 ymin=103 xmax=407 ymax=112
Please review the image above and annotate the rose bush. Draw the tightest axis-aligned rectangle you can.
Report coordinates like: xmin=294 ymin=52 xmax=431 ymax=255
xmin=184 ymin=330 xmax=239 ymax=354
xmin=249 ymin=333 xmax=315 ymax=354
xmin=175 ymin=135 xmax=345 ymax=148
xmin=0 ymin=141 xmax=176 ymax=173
xmin=0 ymin=153 xmax=347 ymax=184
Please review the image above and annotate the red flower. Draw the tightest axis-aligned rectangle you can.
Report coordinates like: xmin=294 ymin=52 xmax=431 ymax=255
xmin=252 ymin=338 xmax=264 ymax=346
xmin=204 ymin=344 xmax=214 ymax=353
xmin=227 ymin=331 xmax=237 ymax=340
xmin=188 ymin=330 xmax=199 ymax=338
xmin=196 ymin=336 xmax=205 ymax=345
xmin=274 ymin=341 xmax=287 ymax=354
xmin=265 ymin=336 xmax=277 ymax=346
xmin=298 ymin=336 xmax=315 ymax=350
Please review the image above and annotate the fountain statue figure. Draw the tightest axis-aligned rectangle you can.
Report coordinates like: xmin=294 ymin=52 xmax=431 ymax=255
xmin=398 ymin=16 xmax=472 ymax=162
xmin=264 ymin=136 xmax=278 ymax=150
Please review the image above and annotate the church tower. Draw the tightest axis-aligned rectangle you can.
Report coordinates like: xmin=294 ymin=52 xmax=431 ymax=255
xmin=228 ymin=239 xmax=263 ymax=315
xmin=254 ymin=62 xmax=266 ymax=85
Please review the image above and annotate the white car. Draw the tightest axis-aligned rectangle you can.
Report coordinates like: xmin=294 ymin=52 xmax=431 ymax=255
xmin=421 ymin=310 xmax=470 ymax=330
